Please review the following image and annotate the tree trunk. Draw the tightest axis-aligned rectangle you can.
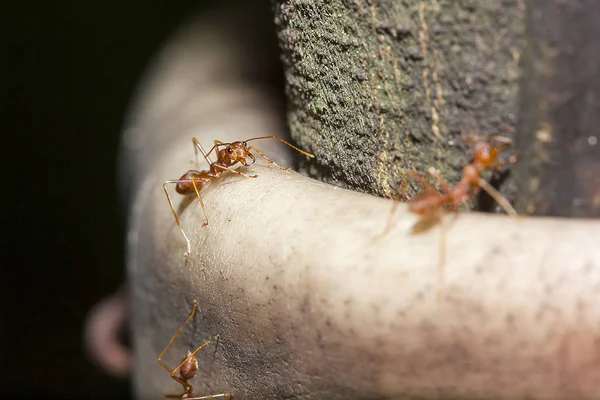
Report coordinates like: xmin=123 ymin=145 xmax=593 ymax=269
xmin=273 ymin=0 xmax=524 ymax=205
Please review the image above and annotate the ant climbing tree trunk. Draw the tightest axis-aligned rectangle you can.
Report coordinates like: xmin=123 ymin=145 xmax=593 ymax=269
xmin=272 ymin=0 xmax=524 ymax=203
xmin=514 ymin=0 xmax=600 ymax=218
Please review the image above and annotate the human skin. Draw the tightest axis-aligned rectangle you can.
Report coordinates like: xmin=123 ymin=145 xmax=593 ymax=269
xmin=129 ymin=156 xmax=600 ymax=399
xmin=123 ymin=8 xmax=600 ymax=400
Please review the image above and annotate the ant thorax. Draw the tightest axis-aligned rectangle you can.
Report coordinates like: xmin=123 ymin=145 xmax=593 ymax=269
xmin=472 ymin=143 xmax=494 ymax=165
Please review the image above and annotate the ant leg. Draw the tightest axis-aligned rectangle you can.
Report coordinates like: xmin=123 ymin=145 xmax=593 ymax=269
xmin=436 ymin=215 xmax=447 ymax=302
xmin=373 ymin=198 xmax=402 ymax=240
xmin=418 ymin=167 xmax=451 ymax=300
xmin=191 ymin=177 xmax=209 ymax=227
xmin=375 ymin=172 xmax=416 ymax=239
xmin=403 ymin=168 xmax=451 ymax=299
xmin=486 ymin=135 xmax=513 ymax=146
xmin=426 ymin=167 xmax=451 ymax=195
xmin=405 ymin=170 xmax=441 ymax=194
xmin=477 ymin=178 xmax=517 ymax=216
xmin=163 ymin=181 xmax=192 ymax=258
xmin=171 ymin=334 xmax=221 ymax=376
xmin=212 ymin=164 xmax=258 ymax=179
xmin=192 ymin=138 xmax=215 ymax=168
xmin=157 ymin=301 xmax=199 ymax=375
xmin=247 ymin=145 xmax=290 ymax=170
xmin=244 ymin=135 xmax=315 ymax=158
xmin=187 ymin=393 xmax=234 ymax=399
xmin=458 ymin=135 xmax=513 ymax=146
xmin=374 ymin=170 xmax=437 ymax=240
xmin=410 ymin=169 xmax=449 ymax=299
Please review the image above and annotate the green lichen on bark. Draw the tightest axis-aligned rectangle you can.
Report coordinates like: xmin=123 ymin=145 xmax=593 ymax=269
xmin=273 ymin=0 xmax=524 ymax=201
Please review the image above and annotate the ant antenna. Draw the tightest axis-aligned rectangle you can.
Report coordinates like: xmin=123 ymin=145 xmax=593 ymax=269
xmin=242 ymin=135 xmax=316 ymax=158
xmin=204 ymin=136 xmax=315 ymax=160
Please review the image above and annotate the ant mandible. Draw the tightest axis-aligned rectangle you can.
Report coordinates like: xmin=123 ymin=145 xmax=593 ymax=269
xmin=163 ymin=135 xmax=315 ymax=257
xmin=157 ymin=300 xmax=233 ymax=400
xmin=377 ymin=134 xmax=518 ymax=298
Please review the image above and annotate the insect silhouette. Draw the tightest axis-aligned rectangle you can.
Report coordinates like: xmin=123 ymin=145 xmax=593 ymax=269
xmin=157 ymin=300 xmax=233 ymax=400
xmin=163 ymin=135 xmax=315 ymax=257
xmin=377 ymin=134 xmax=518 ymax=298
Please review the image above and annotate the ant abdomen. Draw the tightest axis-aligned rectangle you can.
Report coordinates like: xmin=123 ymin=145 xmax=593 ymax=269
xmin=175 ymin=170 xmax=211 ymax=194
xmin=175 ymin=171 xmax=198 ymax=194
xmin=409 ymin=191 xmax=444 ymax=216
xmin=179 ymin=350 xmax=199 ymax=380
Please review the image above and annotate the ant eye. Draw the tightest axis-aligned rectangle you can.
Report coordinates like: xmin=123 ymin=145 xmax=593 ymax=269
xmin=227 ymin=148 xmax=233 ymax=154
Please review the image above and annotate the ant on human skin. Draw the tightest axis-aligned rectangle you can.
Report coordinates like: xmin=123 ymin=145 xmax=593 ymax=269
xmin=376 ymin=134 xmax=518 ymax=298
xmin=163 ymin=135 xmax=315 ymax=257
xmin=157 ymin=300 xmax=233 ymax=400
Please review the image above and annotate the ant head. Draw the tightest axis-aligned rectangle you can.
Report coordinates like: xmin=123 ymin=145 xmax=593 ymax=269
xmin=179 ymin=350 xmax=199 ymax=380
xmin=472 ymin=142 xmax=493 ymax=165
xmin=225 ymin=141 xmax=256 ymax=166
xmin=472 ymin=139 xmax=510 ymax=167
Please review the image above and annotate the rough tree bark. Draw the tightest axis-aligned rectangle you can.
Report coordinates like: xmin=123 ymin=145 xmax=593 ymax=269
xmin=273 ymin=0 xmax=524 ymax=204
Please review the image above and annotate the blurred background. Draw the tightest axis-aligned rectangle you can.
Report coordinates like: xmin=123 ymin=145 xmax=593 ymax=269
xmin=2 ymin=1 xmax=224 ymax=399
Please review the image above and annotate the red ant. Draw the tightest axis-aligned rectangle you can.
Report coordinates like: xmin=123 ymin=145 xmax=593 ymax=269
xmin=157 ymin=300 xmax=233 ymax=400
xmin=163 ymin=136 xmax=315 ymax=257
xmin=377 ymin=135 xmax=518 ymax=298
xmin=406 ymin=135 xmax=517 ymax=218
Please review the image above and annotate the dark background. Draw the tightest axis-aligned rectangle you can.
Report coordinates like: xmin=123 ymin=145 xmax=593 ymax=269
xmin=2 ymin=2 xmax=217 ymax=399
